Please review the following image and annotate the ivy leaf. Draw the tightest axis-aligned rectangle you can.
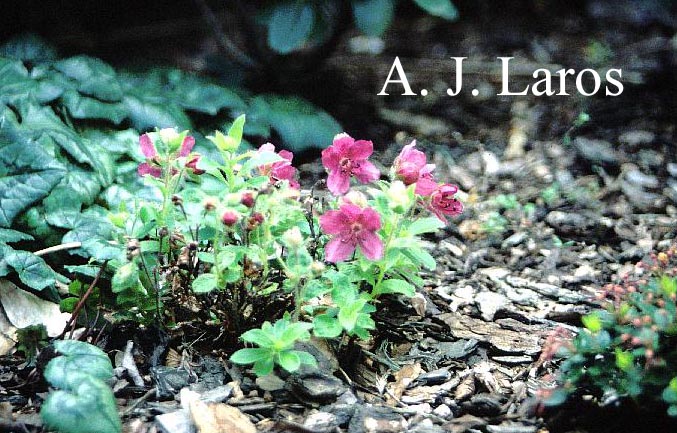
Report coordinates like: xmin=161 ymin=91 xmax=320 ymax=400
xmin=267 ymin=2 xmax=315 ymax=54
xmin=44 ymin=340 xmax=113 ymax=390
xmin=41 ymin=372 xmax=121 ymax=433
xmin=3 ymin=249 xmax=55 ymax=291
xmin=352 ymin=0 xmax=395 ymax=36
xmin=0 ymin=228 xmax=34 ymax=244
xmin=0 ymin=34 xmax=57 ymax=63
xmin=412 ymin=0 xmax=459 ymax=20
xmin=54 ymin=56 xmax=123 ymax=102
xmin=0 ymin=120 xmax=66 ymax=228
xmin=61 ymin=90 xmax=127 ymax=124
xmin=123 ymin=95 xmax=192 ymax=131
xmin=81 ymin=238 xmax=123 ymax=262
xmin=248 ymin=95 xmax=341 ymax=152
xmin=172 ymin=79 xmax=246 ymax=115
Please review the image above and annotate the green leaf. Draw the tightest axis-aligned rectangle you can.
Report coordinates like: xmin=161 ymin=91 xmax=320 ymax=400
xmin=407 ymin=217 xmax=444 ymax=235
xmin=0 ymin=228 xmax=34 ymax=243
xmin=228 ymin=114 xmax=246 ymax=144
xmin=0 ymin=121 xmax=66 ymax=228
xmin=45 ymin=340 xmax=113 ymax=390
xmin=81 ymin=238 xmax=123 ymax=262
xmin=313 ymin=314 xmax=343 ymax=338
xmin=401 ymin=246 xmax=436 ymax=271
xmin=61 ymin=90 xmax=126 ymax=124
xmin=240 ymin=328 xmax=275 ymax=348
xmin=248 ymin=95 xmax=341 ymax=152
xmin=123 ymin=95 xmax=192 ymax=131
xmin=231 ymin=348 xmax=272 ymax=364
xmin=352 ymin=0 xmax=395 ymax=36
xmin=581 ymin=312 xmax=603 ymax=333
xmin=192 ymin=273 xmax=218 ymax=293
xmin=0 ymin=34 xmax=57 ymax=63
xmin=277 ymin=351 xmax=301 ymax=372
xmin=253 ymin=356 xmax=275 ymax=376
xmin=661 ymin=275 xmax=677 ymax=297
xmin=374 ymin=278 xmax=415 ymax=297
xmin=279 ymin=322 xmax=313 ymax=346
xmin=41 ymin=372 xmax=121 ymax=433
xmin=4 ymin=250 xmax=55 ymax=290
xmin=173 ymin=78 xmax=247 ymax=116
xmin=412 ymin=0 xmax=459 ymax=20
xmin=615 ymin=348 xmax=634 ymax=372
xmin=267 ymin=2 xmax=315 ymax=54
xmin=294 ymin=350 xmax=317 ymax=368
xmin=111 ymin=262 xmax=139 ymax=293
xmin=54 ymin=56 xmax=123 ymax=102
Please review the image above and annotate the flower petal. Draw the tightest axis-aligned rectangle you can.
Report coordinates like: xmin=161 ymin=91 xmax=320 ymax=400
xmin=353 ymin=160 xmax=380 ymax=184
xmin=327 ymin=170 xmax=351 ymax=195
xmin=325 ymin=237 xmax=356 ymax=263
xmin=138 ymin=162 xmax=162 ymax=178
xmin=319 ymin=210 xmax=348 ymax=235
xmin=358 ymin=207 xmax=382 ymax=232
xmin=178 ymin=135 xmax=195 ymax=157
xmin=347 ymin=139 xmax=374 ymax=160
xmin=139 ymin=134 xmax=157 ymax=158
xmin=415 ymin=177 xmax=437 ymax=196
xmin=321 ymin=146 xmax=340 ymax=172
xmin=357 ymin=231 xmax=383 ymax=261
xmin=278 ymin=149 xmax=294 ymax=162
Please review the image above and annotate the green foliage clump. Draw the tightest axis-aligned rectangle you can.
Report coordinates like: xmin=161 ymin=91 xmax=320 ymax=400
xmin=540 ymin=247 xmax=677 ymax=416
xmin=41 ymin=340 xmax=121 ymax=433
xmin=0 ymin=35 xmax=340 ymax=296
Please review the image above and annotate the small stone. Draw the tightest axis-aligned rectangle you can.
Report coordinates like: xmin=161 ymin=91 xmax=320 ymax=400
xmin=408 ymin=418 xmax=445 ymax=433
xmin=625 ymin=167 xmax=659 ymax=189
xmin=502 ymin=232 xmax=527 ymax=248
xmin=255 ymin=374 xmax=286 ymax=392
xmin=407 ymin=403 xmax=432 ymax=414
xmin=304 ymin=411 xmax=339 ymax=430
xmin=667 ymin=163 xmax=677 ymax=178
xmin=155 ymin=411 xmax=193 ymax=433
xmin=491 ymin=355 xmax=533 ymax=365
xmin=416 ymin=368 xmax=452 ymax=386
xmin=574 ymin=137 xmax=619 ymax=166
xmin=199 ymin=385 xmax=234 ymax=404
xmin=288 ymin=370 xmax=346 ymax=403
xmin=618 ymin=130 xmax=655 ymax=147
xmin=475 ymin=292 xmax=509 ymax=321
xmin=433 ymin=404 xmax=452 ymax=419
xmin=348 ymin=406 xmax=408 ymax=433
xmin=151 ymin=366 xmax=195 ymax=399
xmin=486 ymin=423 xmax=538 ymax=433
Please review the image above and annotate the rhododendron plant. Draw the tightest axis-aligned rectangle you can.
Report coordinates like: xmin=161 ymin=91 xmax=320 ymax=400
xmin=321 ymin=133 xmax=380 ymax=195
xmin=100 ymin=115 xmax=462 ymax=377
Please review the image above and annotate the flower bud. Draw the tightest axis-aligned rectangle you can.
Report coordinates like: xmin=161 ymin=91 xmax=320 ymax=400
xmin=172 ymin=194 xmax=183 ymax=206
xmin=221 ymin=210 xmax=239 ymax=226
xmin=311 ymin=261 xmax=325 ymax=275
xmin=282 ymin=227 xmax=304 ymax=248
xmin=343 ymin=190 xmax=368 ymax=208
xmin=241 ymin=192 xmax=255 ymax=208
xmin=387 ymin=180 xmax=411 ymax=213
xmin=203 ymin=197 xmax=217 ymax=212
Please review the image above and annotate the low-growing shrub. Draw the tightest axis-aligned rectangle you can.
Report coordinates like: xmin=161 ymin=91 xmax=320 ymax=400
xmin=539 ymin=246 xmax=677 ymax=416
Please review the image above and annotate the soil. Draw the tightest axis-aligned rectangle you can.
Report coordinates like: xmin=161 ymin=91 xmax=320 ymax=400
xmin=1 ymin=1 xmax=677 ymax=432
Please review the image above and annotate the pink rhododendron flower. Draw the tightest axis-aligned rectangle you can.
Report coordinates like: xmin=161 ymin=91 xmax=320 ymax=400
xmin=321 ymin=134 xmax=380 ymax=195
xmin=393 ymin=140 xmax=437 ymax=196
xmin=257 ymin=143 xmax=299 ymax=189
xmin=137 ymin=133 xmax=201 ymax=177
xmin=429 ymin=183 xmax=463 ymax=222
xmin=319 ymin=203 xmax=383 ymax=262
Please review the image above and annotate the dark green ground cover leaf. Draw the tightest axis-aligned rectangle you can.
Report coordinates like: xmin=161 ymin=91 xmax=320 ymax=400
xmin=267 ymin=2 xmax=315 ymax=54
xmin=352 ymin=0 xmax=395 ymax=36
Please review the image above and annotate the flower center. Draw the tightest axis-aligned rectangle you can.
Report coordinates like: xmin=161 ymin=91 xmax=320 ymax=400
xmin=339 ymin=158 xmax=361 ymax=174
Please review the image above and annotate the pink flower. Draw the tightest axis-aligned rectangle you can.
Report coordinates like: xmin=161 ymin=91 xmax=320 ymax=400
xmin=429 ymin=184 xmax=463 ymax=222
xmin=321 ymin=134 xmax=380 ymax=195
xmin=319 ymin=203 xmax=383 ymax=262
xmin=393 ymin=140 xmax=437 ymax=196
xmin=257 ymin=143 xmax=299 ymax=189
xmin=137 ymin=133 xmax=201 ymax=177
